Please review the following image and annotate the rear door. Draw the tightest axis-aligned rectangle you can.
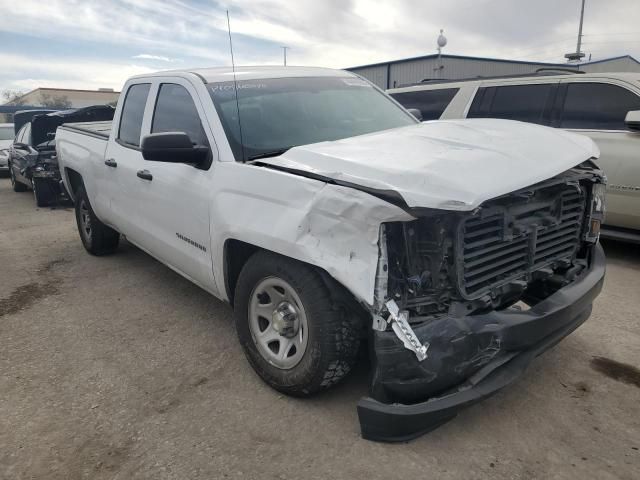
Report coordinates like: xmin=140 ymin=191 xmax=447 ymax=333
xmin=100 ymin=82 xmax=153 ymax=234
xmin=132 ymin=79 xmax=217 ymax=291
xmin=555 ymin=80 xmax=640 ymax=230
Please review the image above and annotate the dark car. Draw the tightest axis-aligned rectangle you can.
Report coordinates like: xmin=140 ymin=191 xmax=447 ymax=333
xmin=9 ymin=105 xmax=115 ymax=206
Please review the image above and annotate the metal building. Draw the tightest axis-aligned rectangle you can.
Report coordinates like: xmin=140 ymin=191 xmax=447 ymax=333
xmin=347 ymin=54 xmax=640 ymax=90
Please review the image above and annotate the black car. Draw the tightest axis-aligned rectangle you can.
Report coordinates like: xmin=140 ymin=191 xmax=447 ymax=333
xmin=9 ymin=105 xmax=115 ymax=206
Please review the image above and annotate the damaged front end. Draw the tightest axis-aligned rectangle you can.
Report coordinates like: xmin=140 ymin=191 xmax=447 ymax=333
xmin=360 ymin=163 xmax=606 ymax=441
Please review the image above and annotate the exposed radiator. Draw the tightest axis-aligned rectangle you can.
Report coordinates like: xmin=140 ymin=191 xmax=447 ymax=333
xmin=457 ymin=184 xmax=587 ymax=299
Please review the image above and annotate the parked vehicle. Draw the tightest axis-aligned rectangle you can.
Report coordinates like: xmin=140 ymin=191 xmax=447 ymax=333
xmin=388 ymin=71 xmax=640 ymax=243
xmin=0 ymin=123 xmax=15 ymax=174
xmin=9 ymin=106 xmax=114 ymax=206
xmin=56 ymin=66 xmax=605 ymax=442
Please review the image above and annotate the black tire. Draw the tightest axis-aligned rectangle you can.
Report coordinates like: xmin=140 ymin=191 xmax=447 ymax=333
xmin=74 ymin=185 xmax=120 ymax=255
xmin=32 ymin=177 xmax=55 ymax=207
xmin=234 ymin=251 xmax=361 ymax=397
xmin=9 ymin=164 xmax=27 ymax=192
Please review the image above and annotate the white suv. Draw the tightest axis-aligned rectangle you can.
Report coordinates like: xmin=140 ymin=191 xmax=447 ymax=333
xmin=389 ymin=72 xmax=640 ymax=242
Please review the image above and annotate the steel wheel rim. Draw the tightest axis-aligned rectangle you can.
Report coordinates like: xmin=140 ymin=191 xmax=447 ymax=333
xmin=79 ymin=199 xmax=92 ymax=241
xmin=9 ymin=166 xmax=15 ymax=186
xmin=248 ymin=276 xmax=309 ymax=370
xmin=32 ymin=179 xmax=37 ymax=201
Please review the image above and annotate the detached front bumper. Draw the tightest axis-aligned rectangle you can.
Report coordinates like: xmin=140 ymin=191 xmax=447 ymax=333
xmin=358 ymin=244 xmax=606 ymax=442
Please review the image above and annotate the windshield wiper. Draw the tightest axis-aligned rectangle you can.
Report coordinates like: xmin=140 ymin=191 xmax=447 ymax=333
xmin=247 ymin=147 xmax=292 ymax=161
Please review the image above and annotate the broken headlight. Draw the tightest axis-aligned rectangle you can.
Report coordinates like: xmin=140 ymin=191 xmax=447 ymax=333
xmin=585 ymin=182 xmax=606 ymax=242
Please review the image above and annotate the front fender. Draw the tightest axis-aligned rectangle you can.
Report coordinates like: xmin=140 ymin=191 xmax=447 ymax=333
xmin=210 ymin=163 xmax=414 ymax=305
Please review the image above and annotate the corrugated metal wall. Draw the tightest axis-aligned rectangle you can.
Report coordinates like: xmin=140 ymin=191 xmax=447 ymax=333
xmin=349 ymin=56 xmax=640 ymax=89
xmin=349 ymin=65 xmax=388 ymax=88
xmin=389 ymin=58 xmax=554 ymax=87
xmin=581 ymin=57 xmax=640 ymax=73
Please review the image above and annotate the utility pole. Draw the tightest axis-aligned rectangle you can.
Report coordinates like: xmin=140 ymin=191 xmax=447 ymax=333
xmin=565 ymin=0 xmax=586 ymax=62
xmin=281 ymin=46 xmax=289 ymax=66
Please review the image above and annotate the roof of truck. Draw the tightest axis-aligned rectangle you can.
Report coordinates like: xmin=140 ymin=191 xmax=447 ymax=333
xmin=130 ymin=66 xmax=357 ymax=83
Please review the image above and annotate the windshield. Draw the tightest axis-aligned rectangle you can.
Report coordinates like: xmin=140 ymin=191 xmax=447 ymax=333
xmin=0 ymin=126 xmax=14 ymax=141
xmin=208 ymin=76 xmax=416 ymax=161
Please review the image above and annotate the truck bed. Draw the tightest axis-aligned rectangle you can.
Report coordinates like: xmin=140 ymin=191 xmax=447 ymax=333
xmin=61 ymin=121 xmax=112 ymax=140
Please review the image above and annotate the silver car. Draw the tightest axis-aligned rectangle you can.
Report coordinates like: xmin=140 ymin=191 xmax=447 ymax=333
xmin=0 ymin=123 xmax=14 ymax=172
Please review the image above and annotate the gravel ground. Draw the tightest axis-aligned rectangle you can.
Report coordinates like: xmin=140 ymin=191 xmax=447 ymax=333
xmin=0 ymin=177 xmax=639 ymax=480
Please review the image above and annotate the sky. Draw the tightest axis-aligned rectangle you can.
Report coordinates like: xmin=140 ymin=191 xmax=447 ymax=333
xmin=0 ymin=0 xmax=639 ymax=95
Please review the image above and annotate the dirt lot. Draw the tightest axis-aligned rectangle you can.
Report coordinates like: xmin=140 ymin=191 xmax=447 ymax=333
xmin=0 ymin=177 xmax=639 ymax=480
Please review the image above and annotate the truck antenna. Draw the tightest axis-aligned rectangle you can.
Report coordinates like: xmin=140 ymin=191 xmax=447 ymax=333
xmin=226 ymin=10 xmax=246 ymax=161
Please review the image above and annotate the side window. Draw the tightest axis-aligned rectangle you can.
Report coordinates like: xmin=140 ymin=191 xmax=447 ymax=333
xmin=390 ymin=88 xmax=459 ymax=121
xmin=468 ymin=84 xmax=554 ymax=125
xmin=15 ymin=125 xmax=27 ymax=144
xmin=22 ymin=124 xmax=32 ymax=145
xmin=118 ymin=83 xmax=151 ymax=147
xmin=152 ymin=83 xmax=208 ymax=146
xmin=560 ymin=82 xmax=640 ymax=130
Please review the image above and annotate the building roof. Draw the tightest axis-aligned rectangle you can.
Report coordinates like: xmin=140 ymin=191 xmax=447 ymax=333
xmin=348 ymin=53 xmax=640 ymax=71
xmin=18 ymin=87 xmax=120 ymax=97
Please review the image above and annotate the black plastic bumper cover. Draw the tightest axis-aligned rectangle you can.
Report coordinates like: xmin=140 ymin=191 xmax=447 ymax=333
xmin=358 ymin=244 xmax=606 ymax=442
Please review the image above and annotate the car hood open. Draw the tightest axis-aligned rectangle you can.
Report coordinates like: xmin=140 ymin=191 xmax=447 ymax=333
xmin=258 ymin=119 xmax=599 ymax=211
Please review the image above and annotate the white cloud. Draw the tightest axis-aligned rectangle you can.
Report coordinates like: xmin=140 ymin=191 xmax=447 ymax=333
xmin=132 ymin=54 xmax=176 ymax=62
xmin=0 ymin=0 xmax=638 ymax=92
xmin=0 ymin=53 xmax=155 ymax=92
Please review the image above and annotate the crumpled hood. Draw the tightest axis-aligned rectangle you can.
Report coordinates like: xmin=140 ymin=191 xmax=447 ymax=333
xmin=260 ymin=119 xmax=599 ymax=211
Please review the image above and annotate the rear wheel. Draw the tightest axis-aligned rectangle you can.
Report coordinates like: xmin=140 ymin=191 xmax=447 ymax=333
xmin=9 ymin=165 xmax=27 ymax=192
xmin=32 ymin=177 xmax=55 ymax=207
xmin=74 ymin=185 xmax=120 ymax=255
xmin=234 ymin=251 xmax=361 ymax=397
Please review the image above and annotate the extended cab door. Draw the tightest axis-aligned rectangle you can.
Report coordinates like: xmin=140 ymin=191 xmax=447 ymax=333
xmin=100 ymin=82 xmax=153 ymax=234
xmin=131 ymin=80 xmax=217 ymax=292
xmin=554 ymin=80 xmax=640 ymax=230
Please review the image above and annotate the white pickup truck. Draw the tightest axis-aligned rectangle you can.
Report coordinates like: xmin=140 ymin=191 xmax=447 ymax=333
xmin=56 ymin=66 xmax=606 ymax=442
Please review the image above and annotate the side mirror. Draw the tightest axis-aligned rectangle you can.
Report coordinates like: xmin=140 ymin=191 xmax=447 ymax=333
xmin=625 ymin=110 xmax=640 ymax=131
xmin=407 ymin=108 xmax=423 ymax=121
xmin=141 ymin=132 xmax=209 ymax=164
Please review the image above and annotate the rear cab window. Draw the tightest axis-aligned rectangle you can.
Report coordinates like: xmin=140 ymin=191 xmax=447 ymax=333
xmin=468 ymin=83 xmax=556 ymax=125
xmin=559 ymin=82 xmax=640 ymax=130
xmin=390 ymin=88 xmax=459 ymax=120
xmin=118 ymin=83 xmax=151 ymax=147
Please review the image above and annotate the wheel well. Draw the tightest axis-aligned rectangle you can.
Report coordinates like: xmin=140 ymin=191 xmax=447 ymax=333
xmin=224 ymin=239 xmax=260 ymax=306
xmin=65 ymin=168 xmax=83 ymax=198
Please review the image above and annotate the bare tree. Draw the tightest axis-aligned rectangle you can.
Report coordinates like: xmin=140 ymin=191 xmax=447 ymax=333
xmin=39 ymin=93 xmax=72 ymax=109
xmin=2 ymin=89 xmax=26 ymax=105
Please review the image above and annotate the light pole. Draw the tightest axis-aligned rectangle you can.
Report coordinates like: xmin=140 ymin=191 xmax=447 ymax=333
xmin=565 ymin=0 xmax=586 ymax=62
xmin=281 ymin=46 xmax=289 ymax=66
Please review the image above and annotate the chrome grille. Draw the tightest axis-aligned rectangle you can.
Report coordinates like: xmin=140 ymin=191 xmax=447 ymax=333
xmin=458 ymin=185 xmax=587 ymax=299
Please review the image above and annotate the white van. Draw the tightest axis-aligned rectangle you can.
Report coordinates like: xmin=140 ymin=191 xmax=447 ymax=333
xmin=389 ymin=71 xmax=640 ymax=242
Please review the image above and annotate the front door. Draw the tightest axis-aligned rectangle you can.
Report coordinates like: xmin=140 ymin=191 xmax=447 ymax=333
xmin=557 ymin=80 xmax=640 ymax=230
xmin=132 ymin=80 xmax=217 ymax=293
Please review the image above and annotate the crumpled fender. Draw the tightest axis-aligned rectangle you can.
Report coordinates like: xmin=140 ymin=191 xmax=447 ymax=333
xmin=210 ymin=162 xmax=414 ymax=305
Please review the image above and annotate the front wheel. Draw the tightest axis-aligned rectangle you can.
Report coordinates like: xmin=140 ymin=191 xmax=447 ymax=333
xmin=9 ymin=165 xmax=27 ymax=192
xmin=74 ymin=185 xmax=120 ymax=255
xmin=234 ymin=251 xmax=361 ymax=397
